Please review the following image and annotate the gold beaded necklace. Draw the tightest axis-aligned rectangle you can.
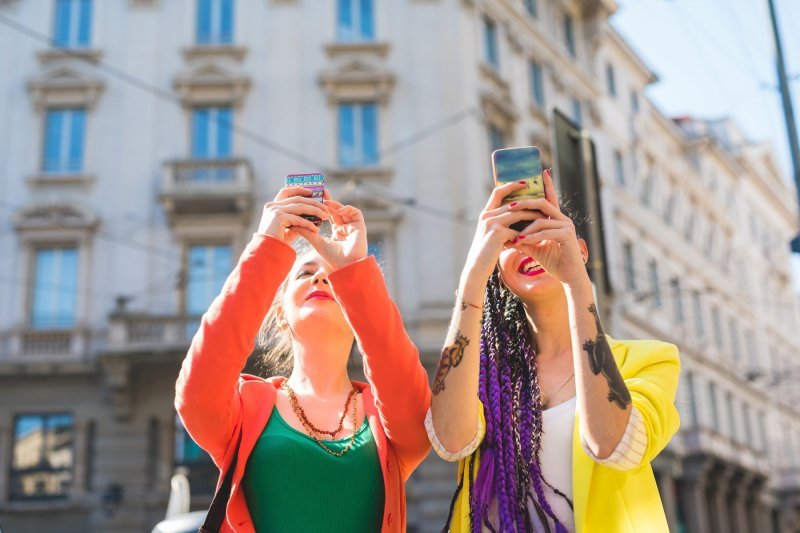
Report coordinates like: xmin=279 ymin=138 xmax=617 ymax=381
xmin=281 ymin=382 xmax=361 ymax=457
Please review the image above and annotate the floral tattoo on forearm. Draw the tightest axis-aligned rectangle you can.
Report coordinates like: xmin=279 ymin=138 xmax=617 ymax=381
xmin=432 ymin=330 xmax=470 ymax=395
xmin=581 ymin=304 xmax=631 ymax=409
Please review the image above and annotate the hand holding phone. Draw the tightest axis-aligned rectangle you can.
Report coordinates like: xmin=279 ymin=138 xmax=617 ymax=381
xmin=491 ymin=146 xmax=545 ymax=231
xmin=285 ymin=173 xmax=325 ymax=226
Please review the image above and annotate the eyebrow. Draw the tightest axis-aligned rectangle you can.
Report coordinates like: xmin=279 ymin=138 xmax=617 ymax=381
xmin=294 ymin=261 xmax=319 ymax=273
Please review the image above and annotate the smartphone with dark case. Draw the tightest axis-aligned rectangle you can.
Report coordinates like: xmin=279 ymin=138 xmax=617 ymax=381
xmin=491 ymin=146 xmax=545 ymax=231
xmin=286 ymin=173 xmax=325 ymax=226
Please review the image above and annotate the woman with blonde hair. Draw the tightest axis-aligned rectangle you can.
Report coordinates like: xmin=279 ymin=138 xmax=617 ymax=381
xmin=175 ymin=186 xmax=431 ymax=532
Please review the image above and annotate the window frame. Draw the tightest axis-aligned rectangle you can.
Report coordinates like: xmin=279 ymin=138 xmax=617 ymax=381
xmin=195 ymin=0 xmax=235 ymax=45
xmin=53 ymin=0 xmax=93 ymax=49
xmin=10 ymin=412 xmax=76 ymax=502
xmin=336 ymin=0 xmax=375 ymax=43
xmin=337 ymin=102 xmax=379 ymax=168
xmin=28 ymin=245 xmax=80 ymax=330
xmin=483 ymin=16 xmax=499 ymax=70
xmin=41 ymin=108 xmax=87 ymax=174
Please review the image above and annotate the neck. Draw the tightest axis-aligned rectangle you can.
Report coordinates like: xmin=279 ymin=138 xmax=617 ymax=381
xmin=287 ymin=334 xmax=354 ymax=397
xmin=521 ymin=286 xmax=574 ymax=361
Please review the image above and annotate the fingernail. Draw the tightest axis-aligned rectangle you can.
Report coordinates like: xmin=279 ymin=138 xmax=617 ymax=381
xmin=518 ymin=180 xmax=526 ymax=185
xmin=509 ymin=202 xmax=518 ymax=207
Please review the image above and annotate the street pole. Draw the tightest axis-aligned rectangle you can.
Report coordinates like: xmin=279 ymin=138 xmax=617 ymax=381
xmin=766 ymin=0 xmax=800 ymax=251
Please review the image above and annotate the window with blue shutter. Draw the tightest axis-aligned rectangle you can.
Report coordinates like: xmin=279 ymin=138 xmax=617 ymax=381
xmin=614 ymin=149 xmax=625 ymax=186
xmin=186 ymin=245 xmax=231 ymax=318
xmin=571 ymin=98 xmax=582 ymax=125
xmin=338 ymin=103 xmax=378 ymax=167
xmin=43 ymin=109 xmax=86 ymax=173
xmin=192 ymin=107 xmax=233 ymax=159
xmin=53 ymin=0 xmax=92 ymax=48
xmin=564 ymin=14 xmax=576 ymax=57
xmin=185 ymin=244 xmax=231 ymax=337
xmin=530 ymin=61 xmax=544 ymax=108
xmin=11 ymin=414 xmax=75 ymax=500
xmin=191 ymin=107 xmax=233 ymax=181
xmin=337 ymin=0 xmax=374 ymax=42
xmin=488 ymin=125 xmax=505 ymax=153
xmin=31 ymin=248 xmax=78 ymax=329
xmin=196 ymin=0 xmax=234 ymax=44
xmin=484 ymin=17 xmax=499 ymax=69
xmin=524 ymin=0 xmax=537 ymax=18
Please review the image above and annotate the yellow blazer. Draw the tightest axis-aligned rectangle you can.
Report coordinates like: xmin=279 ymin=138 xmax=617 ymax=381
xmin=449 ymin=336 xmax=681 ymax=533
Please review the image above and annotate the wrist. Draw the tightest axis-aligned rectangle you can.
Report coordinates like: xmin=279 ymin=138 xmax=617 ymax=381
xmin=330 ymin=254 xmax=367 ymax=271
xmin=562 ymin=272 xmax=593 ymax=294
xmin=458 ymin=273 xmax=488 ymax=303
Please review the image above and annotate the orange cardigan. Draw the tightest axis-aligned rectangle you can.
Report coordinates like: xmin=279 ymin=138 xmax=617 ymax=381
xmin=175 ymin=234 xmax=432 ymax=532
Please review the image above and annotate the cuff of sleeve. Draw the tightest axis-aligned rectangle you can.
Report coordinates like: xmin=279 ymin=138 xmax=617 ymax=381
xmin=250 ymin=233 xmax=297 ymax=261
xmin=580 ymin=406 xmax=647 ymax=471
xmin=425 ymin=407 xmax=485 ymax=462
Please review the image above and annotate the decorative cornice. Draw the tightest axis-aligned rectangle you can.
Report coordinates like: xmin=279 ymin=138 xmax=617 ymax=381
xmin=13 ymin=203 xmax=99 ymax=233
xmin=324 ymin=42 xmax=390 ymax=60
xmin=325 ymin=167 xmax=394 ymax=183
xmin=182 ymin=45 xmax=248 ymax=63
xmin=27 ymin=64 xmax=105 ymax=110
xmin=37 ymin=48 xmax=103 ymax=65
xmin=173 ymin=61 xmax=251 ymax=106
xmin=319 ymin=58 xmax=395 ymax=105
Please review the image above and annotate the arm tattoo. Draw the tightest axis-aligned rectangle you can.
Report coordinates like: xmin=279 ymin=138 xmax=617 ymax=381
xmin=432 ymin=330 xmax=470 ymax=395
xmin=581 ymin=304 xmax=631 ymax=409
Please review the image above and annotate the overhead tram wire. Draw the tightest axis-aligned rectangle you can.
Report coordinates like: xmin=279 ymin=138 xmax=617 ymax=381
xmin=0 ymin=13 xmax=486 ymax=228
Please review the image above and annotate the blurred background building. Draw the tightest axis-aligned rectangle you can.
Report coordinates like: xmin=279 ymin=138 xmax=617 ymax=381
xmin=0 ymin=0 xmax=799 ymax=531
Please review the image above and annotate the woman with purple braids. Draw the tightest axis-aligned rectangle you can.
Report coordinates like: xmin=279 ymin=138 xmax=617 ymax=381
xmin=427 ymin=169 xmax=680 ymax=532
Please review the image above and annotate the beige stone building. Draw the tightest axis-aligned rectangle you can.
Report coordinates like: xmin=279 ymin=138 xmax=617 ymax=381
xmin=0 ymin=0 xmax=799 ymax=532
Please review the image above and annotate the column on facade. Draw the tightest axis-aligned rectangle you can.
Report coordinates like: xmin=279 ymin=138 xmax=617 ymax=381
xmin=0 ymin=422 xmax=11 ymax=502
xmin=158 ymin=415 xmax=176 ymax=498
xmin=72 ymin=418 xmax=89 ymax=499
xmin=653 ymin=455 xmax=681 ymax=531
xmin=680 ymin=454 xmax=712 ymax=533
xmin=727 ymin=469 xmax=751 ymax=533
xmin=706 ymin=461 xmax=734 ymax=533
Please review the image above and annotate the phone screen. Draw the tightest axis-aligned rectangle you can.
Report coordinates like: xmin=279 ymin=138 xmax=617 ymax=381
xmin=286 ymin=173 xmax=325 ymax=225
xmin=491 ymin=146 xmax=544 ymax=205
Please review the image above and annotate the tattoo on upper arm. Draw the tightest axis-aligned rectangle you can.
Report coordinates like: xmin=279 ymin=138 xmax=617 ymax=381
xmin=582 ymin=304 xmax=631 ymax=409
xmin=432 ymin=330 xmax=470 ymax=395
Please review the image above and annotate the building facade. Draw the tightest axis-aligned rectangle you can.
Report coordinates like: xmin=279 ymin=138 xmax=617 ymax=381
xmin=0 ymin=0 xmax=799 ymax=531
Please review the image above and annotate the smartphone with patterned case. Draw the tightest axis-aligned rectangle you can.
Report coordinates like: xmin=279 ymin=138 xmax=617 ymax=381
xmin=286 ymin=173 xmax=325 ymax=226
xmin=491 ymin=146 xmax=545 ymax=231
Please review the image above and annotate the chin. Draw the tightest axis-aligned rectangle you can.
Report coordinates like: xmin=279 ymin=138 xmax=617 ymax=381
xmin=293 ymin=308 xmax=349 ymax=331
xmin=503 ymin=270 xmax=562 ymax=299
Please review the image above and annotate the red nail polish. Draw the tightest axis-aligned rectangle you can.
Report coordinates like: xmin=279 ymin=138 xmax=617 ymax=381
xmin=510 ymin=202 xmax=518 ymax=207
xmin=518 ymin=180 xmax=526 ymax=184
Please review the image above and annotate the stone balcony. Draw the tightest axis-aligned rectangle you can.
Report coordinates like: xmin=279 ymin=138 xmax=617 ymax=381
xmin=101 ymin=313 xmax=200 ymax=419
xmin=159 ymin=158 xmax=254 ymax=219
xmin=2 ymin=328 xmax=87 ymax=359
xmin=106 ymin=313 xmax=199 ymax=357
xmin=0 ymin=328 xmax=91 ymax=374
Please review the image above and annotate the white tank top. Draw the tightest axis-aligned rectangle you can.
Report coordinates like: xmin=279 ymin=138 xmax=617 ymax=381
xmin=539 ymin=395 xmax=576 ymax=532
xmin=486 ymin=396 xmax=576 ymax=532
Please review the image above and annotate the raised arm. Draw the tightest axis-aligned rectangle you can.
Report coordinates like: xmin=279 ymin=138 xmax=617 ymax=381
xmin=174 ymin=188 xmax=327 ymax=463
xmin=296 ymin=200 xmax=435 ymax=476
xmin=512 ymin=169 xmax=634 ymax=458
xmin=430 ymin=181 xmax=541 ymax=454
xmin=329 ymin=256 xmax=432 ymax=478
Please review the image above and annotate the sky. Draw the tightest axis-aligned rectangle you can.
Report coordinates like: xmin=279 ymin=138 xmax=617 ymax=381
xmin=611 ymin=0 xmax=800 ymax=182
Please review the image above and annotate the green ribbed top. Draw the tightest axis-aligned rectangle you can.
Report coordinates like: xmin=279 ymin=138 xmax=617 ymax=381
xmin=242 ymin=407 xmax=385 ymax=533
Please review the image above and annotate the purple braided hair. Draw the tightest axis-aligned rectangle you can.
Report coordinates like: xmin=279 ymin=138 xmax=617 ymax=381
xmin=460 ymin=271 xmax=571 ymax=532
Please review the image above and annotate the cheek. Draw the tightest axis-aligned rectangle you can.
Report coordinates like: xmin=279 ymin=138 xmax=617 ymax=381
xmin=498 ymin=249 xmax=521 ymax=278
xmin=282 ymin=283 xmax=306 ymax=317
